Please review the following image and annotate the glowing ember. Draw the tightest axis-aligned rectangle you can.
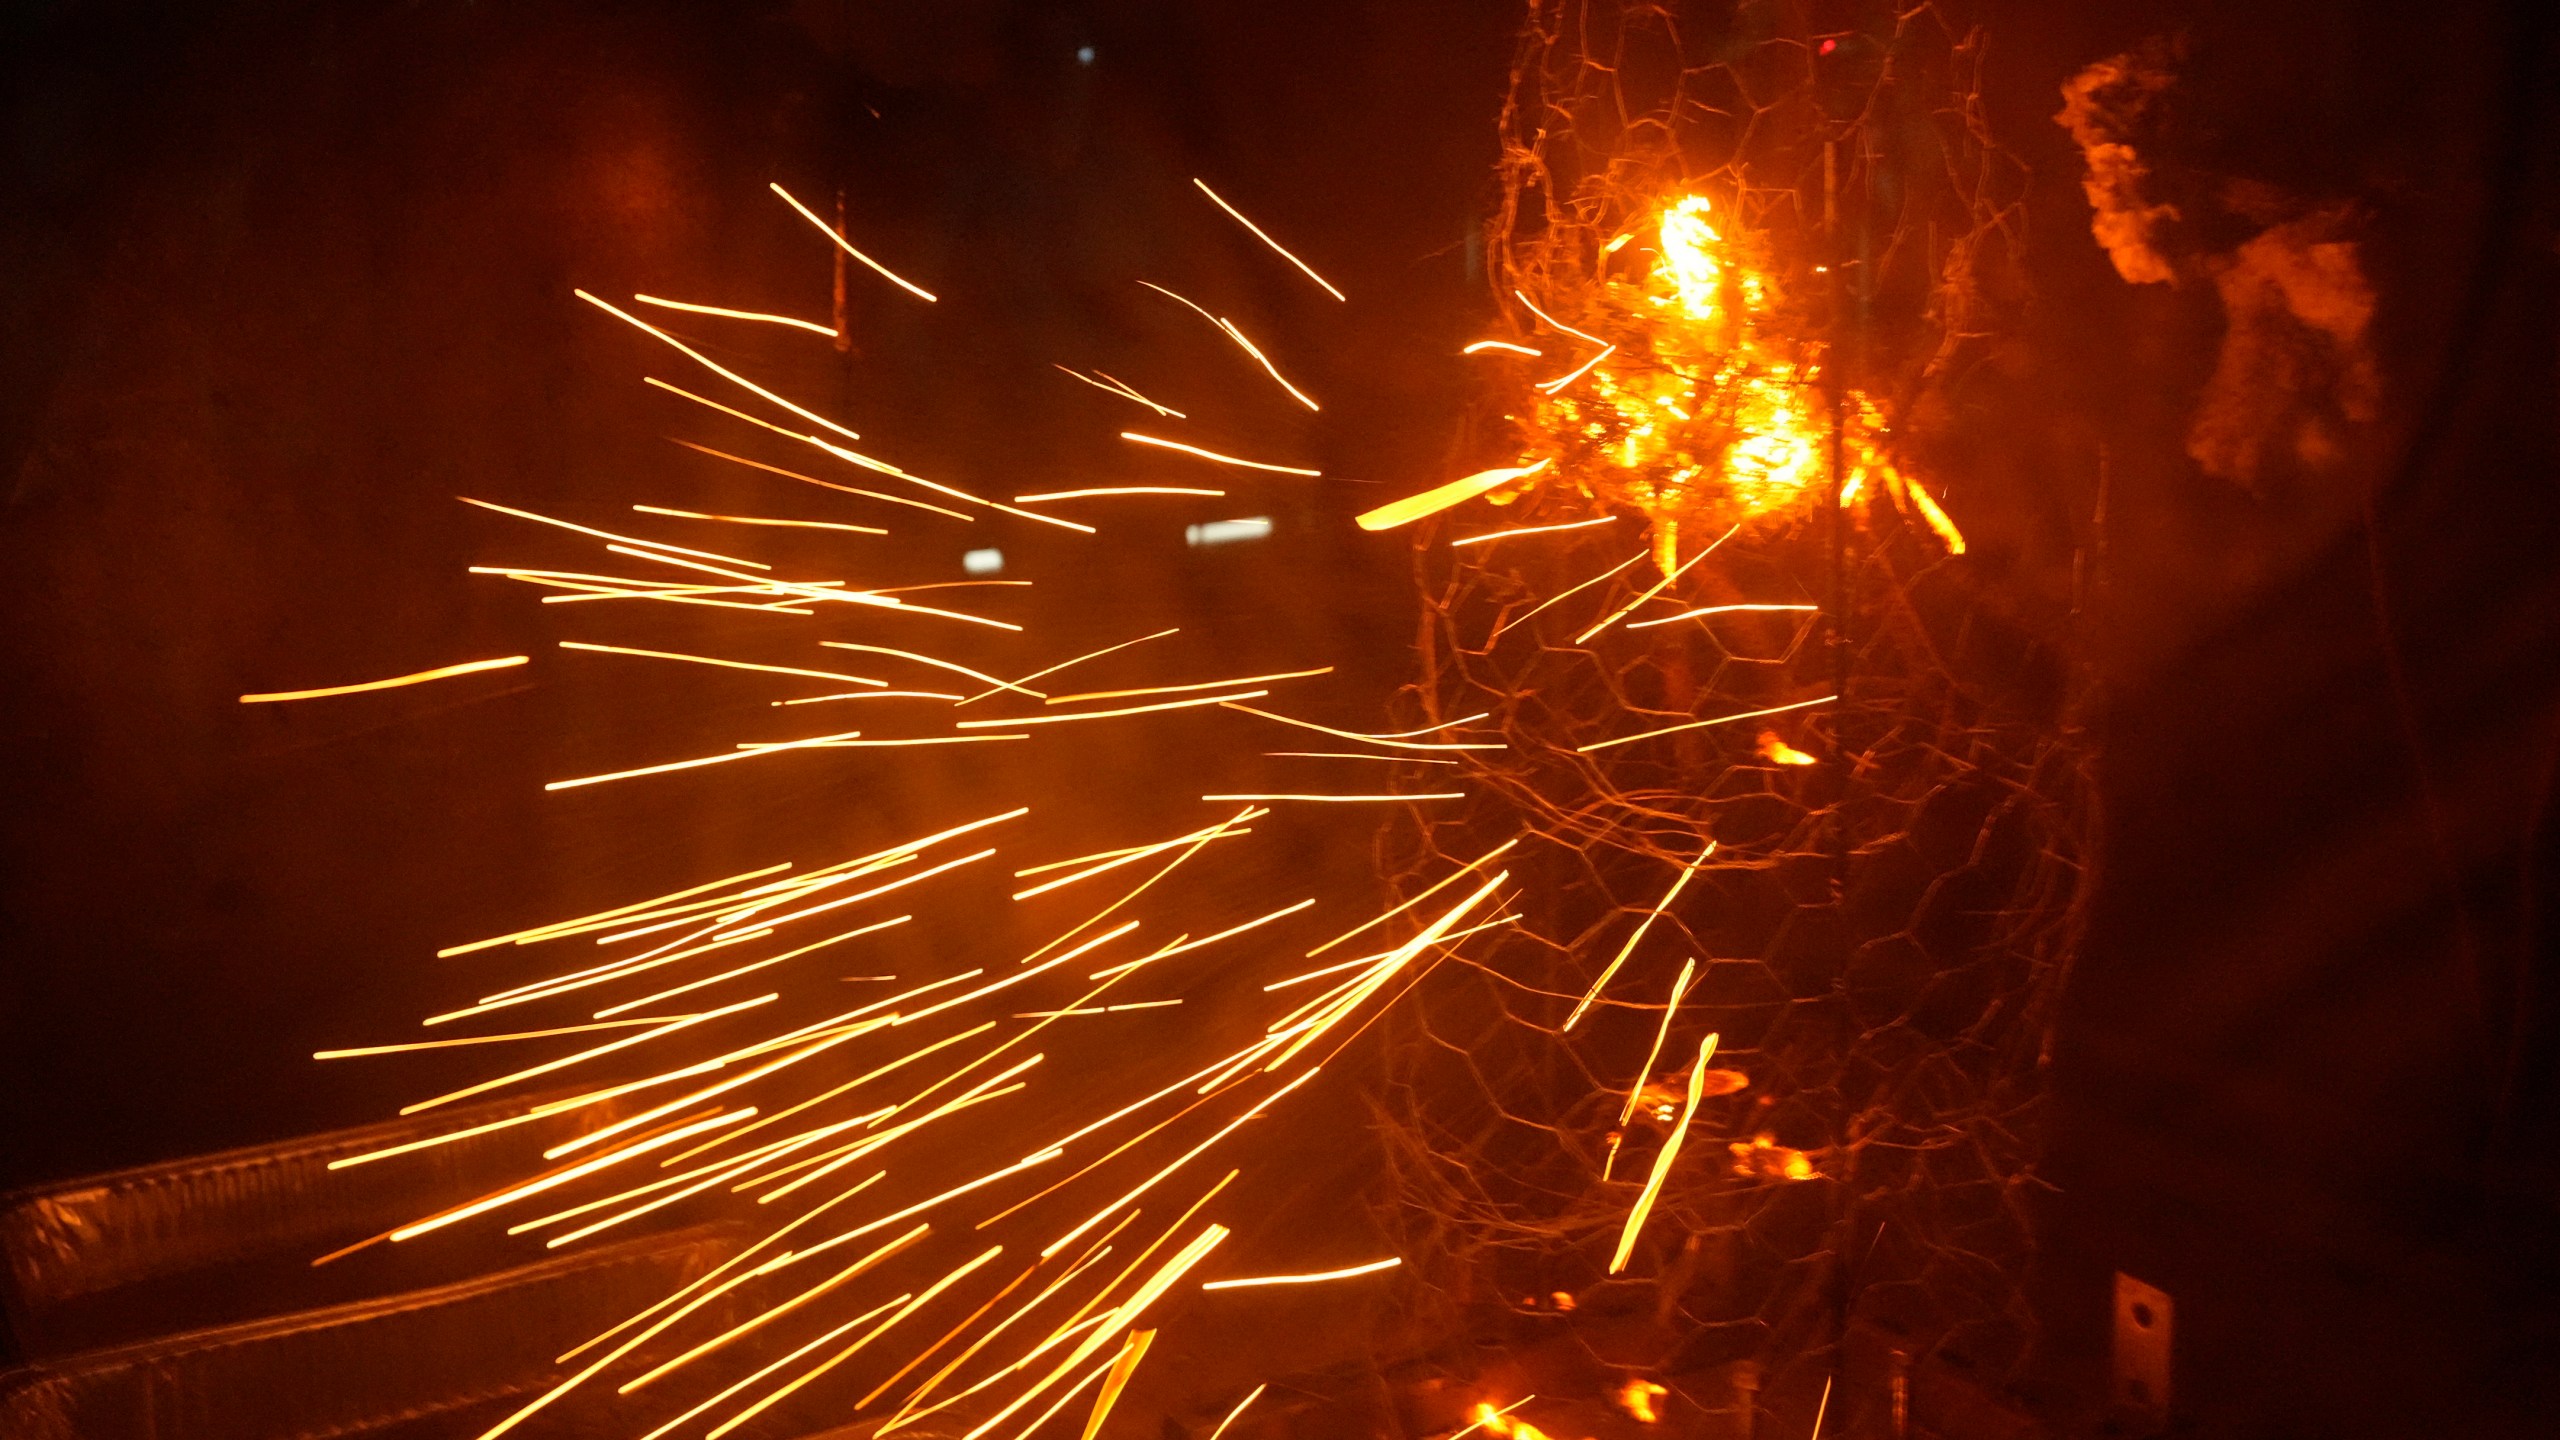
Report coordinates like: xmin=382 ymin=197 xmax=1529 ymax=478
xmin=1614 ymin=1378 xmax=1668 ymax=1425
xmin=1754 ymin=730 xmax=1819 ymax=766
xmin=1728 ymin=1132 xmax=1818 ymax=1183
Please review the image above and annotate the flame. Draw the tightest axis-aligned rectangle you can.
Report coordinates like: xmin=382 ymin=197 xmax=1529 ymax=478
xmin=1497 ymin=194 xmax=1963 ymax=570
xmin=1615 ymin=1379 xmax=1668 ymax=1425
xmin=1755 ymin=730 xmax=1818 ymax=766
xmin=1728 ymin=1132 xmax=1818 ymax=1182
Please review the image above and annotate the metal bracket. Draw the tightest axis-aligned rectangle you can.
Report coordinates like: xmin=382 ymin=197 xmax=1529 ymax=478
xmin=2111 ymin=1271 xmax=2174 ymax=1432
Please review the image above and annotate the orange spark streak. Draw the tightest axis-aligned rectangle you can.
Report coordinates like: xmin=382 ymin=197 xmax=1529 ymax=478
xmin=1012 ymin=819 xmax=1264 ymax=901
xmin=630 ymin=1292 xmax=914 ymax=1440
xmin=956 ymin=690 xmax=1267 ymax=729
xmin=957 ymin=626 xmax=1177 ymax=706
xmin=1200 ymin=791 xmax=1462 ymax=803
xmin=559 ymin=639 xmax=884 ymax=687
xmin=391 ymin=1108 xmax=754 ymax=1242
xmin=1221 ymin=702 xmax=1504 ymax=752
xmin=1012 ymin=487 xmax=1224 ymax=503
xmin=1206 ymin=1385 xmax=1268 ymax=1440
xmin=694 ymin=1021 xmax=999 ymax=1161
xmin=994 ymin=1038 xmax=1288 ymax=1189
xmin=1018 ymin=1178 xmax=1232 ymax=1355
xmin=1266 ymin=750 xmax=1455 ymax=764
xmin=1086 ymin=899 xmax=1313 ymax=978
xmin=604 ymin=544 xmax=1027 ymax=626
xmin=462 ymin=495 xmax=774 ymax=570
xmin=536 ymin=1134 xmax=866 ymax=1246
xmin=1201 ymin=1256 xmax=1400 ymax=1289
xmin=727 ymin=849 xmax=997 ymax=936
xmin=1355 ymin=458 xmax=1551 ymax=532
xmin=1565 ymin=845 xmax=1711 ymax=1031
xmin=1491 ymin=547 xmax=1646 ymax=641
xmin=755 ymin=1066 xmax=1038 ymax=1203
xmin=620 ymin=1222 xmax=929 ymax=1393
xmin=775 ymin=690 xmax=963 ymax=705
xmin=997 ymin=1349 xmax=1123 ymax=1440
xmin=646 ymin=379 xmax=1088 ymax=534
xmin=1120 ymin=431 xmax=1320 ymax=476
xmin=543 ymin=729 xmax=863 ymax=791
xmin=239 ymin=654 xmax=527 ymax=704
xmin=578 ymin=289 xmax=868 ymax=443
xmin=1352 ymin=710 xmax=1484 ymax=735
xmin=1895 ymin=473 xmax=1967 ymax=554
xmin=771 ymin=182 xmax=939 ymax=302
xmin=547 ymin=1178 xmax=885 ymax=1369
xmin=440 ymin=860 xmax=793 ymax=953
xmin=1512 ymin=289 xmax=1607 ymax=346
xmin=1306 ymin=837 xmax=1519 ymax=958
xmin=857 ymin=1257 xmax=1046 ymax=1411
xmin=1077 ymin=1328 xmax=1157 ymax=1440
xmin=1013 ymin=817 xmax=1258 ymax=879
xmin=1141 ymin=280 xmax=1323 ymax=411
xmin=631 ymin=503 xmax=886 ymax=535
xmin=1451 ymin=514 xmax=1618 ymax=546
xmin=1574 ymin=694 xmax=1837 ymax=754
xmin=1016 ymin=1001 xmax=1182 ymax=1018
xmin=820 ymin=641 xmax=1044 ymax=699
xmin=1537 ymin=342 xmax=1617 ymax=393
xmin=1619 ymin=958 xmax=1698 ymax=1126
xmin=1053 ymin=365 xmax=1185 ymax=418
xmin=1261 ymin=914 xmax=1517 ymax=991
xmin=1260 ymin=874 xmax=1507 ymax=1069
xmin=963 ymin=1225 xmax=1230 ymax=1440
xmin=548 ymin=1014 xmax=895 ymax=1158
xmin=631 ymin=293 xmax=836 ymax=336
xmin=401 ymin=995 xmax=775 ymax=1114
xmin=313 ymin=1017 xmax=678 ymax=1058
xmin=512 ymin=1139 xmax=832 ymax=1243
xmin=1610 ymin=1033 xmax=1721 ymax=1274
xmin=713 ymin=1249 xmax=1010 ymax=1440
xmin=591 ymin=915 xmax=909 ymax=1019
xmin=669 ymin=437 xmax=974 ymax=519
xmin=463 ymin=918 xmax=773 ymax=1009
xmin=1038 ymin=1083 xmax=1305 ymax=1262
xmin=1624 ymin=601 xmax=1820 ymax=630
xmin=882 ymin=1231 xmax=1131 ymax=1426
xmin=1462 ymin=340 xmax=1541 ymax=356
xmin=1046 ymin=666 xmax=1330 ymax=704
xmin=778 ymin=1149 xmax=1061 ymax=1272
xmin=325 ymin=1068 xmax=720 ymax=1173
xmin=1193 ymin=178 xmax=1345 ymax=301
xmin=795 ymin=735 xmax=1028 ymax=751
xmin=1572 ymin=524 xmax=1734 ymax=643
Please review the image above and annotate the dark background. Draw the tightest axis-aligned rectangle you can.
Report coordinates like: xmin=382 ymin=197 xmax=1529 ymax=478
xmin=3 ymin=1 xmax=2555 ymax=1434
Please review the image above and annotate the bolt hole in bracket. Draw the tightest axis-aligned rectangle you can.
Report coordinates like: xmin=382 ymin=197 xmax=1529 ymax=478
xmin=2111 ymin=1271 xmax=2174 ymax=1435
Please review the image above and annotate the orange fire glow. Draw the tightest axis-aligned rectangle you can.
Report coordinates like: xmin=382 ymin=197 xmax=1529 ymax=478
xmin=1365 ymin=193 xmax=1965 ymax=567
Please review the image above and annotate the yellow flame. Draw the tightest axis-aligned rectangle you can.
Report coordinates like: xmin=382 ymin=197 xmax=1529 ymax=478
xmin=1498 ymin=193 xmax=1962 ymax=568
xmin=1655 ymin=195 xmax=1722 ymax=321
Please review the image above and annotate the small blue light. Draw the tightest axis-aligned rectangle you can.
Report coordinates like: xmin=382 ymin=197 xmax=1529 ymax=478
xmin=1185 ymin=517 xmax=1273 ymax=548
xmin=963 ymin=548 xmax=1005 ymax=575
xmin=1075 ymin=45 xmax=1096 ymax=66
